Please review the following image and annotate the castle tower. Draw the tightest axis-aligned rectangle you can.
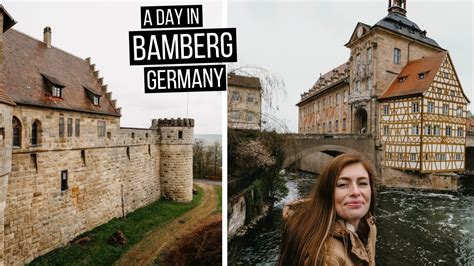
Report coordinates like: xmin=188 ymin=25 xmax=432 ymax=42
xmin=153 ymin=118 xmax=194 ymax=202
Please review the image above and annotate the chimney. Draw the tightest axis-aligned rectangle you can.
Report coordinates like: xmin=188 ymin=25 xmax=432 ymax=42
xmin=43 ymin=26 xmax=51 ymax=48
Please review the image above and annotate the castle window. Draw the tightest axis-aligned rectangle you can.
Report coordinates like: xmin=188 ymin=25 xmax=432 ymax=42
xmin=75 ymin=119 xmax=80 ymax=137
xmin=411 ymin=124 xmax=419 ymax=135
xmin=98 ymin=121 xmax=106 ymax=137
xmin=67 ymin=118 xmax=73 ymax=137
xmin=427 ymin=102 xmax=435 ymax=113
xmin=446 ymin=126 xmax=452 ymax=136
xmin=126 ymin=147 xmax=130 ymax=160
xmin=425 ymin=125 xmax=432 ymax=135
xmin=178 ymin=131 xmax=183 ymax=139
xmin=59 ymin=117 xmax=65 ymax=137
xmin=367 ymin=48 xmax=372 ymax=64
xmin=247 ymin=93 xmax=255 ymax=103
xmin=31 ymin=120 xmax=39 ymax=145
xmin=457 ymin=127 xmax=464 ymax=137
xmin=61 ymin=170 xmax=68 ymax=191
xmin=433 ymin=125 xmax=440 ymax=136
xmin=442 ymin=104 xmax=449 ymax=115
xmin=12 ymin=117 xmax=22 ymax=147
xmin=411 ymin=102 xmax=419 ymax=113
xmin=231 ymin=91 xmax=240 ymax=102
xmin=52 ymin=85 xmax=63 ymax=98
xmin=131 ymin=132 xmax=135 ymax=139
xmin=84 ymin=87 xmax=101 ymax=106
xmin=393 ymin=48 xmax=401 ymax=64
xmin=247 ymin=112 xmax=254 ymax=122
xmin=383 ymin=105 xmax=389 ymax=115
xmin=30 ymin=154 xmax=38 ymax=172
xmin=81 ymin=150 xmax=86 ymax=165
xmin=383 ymin=125 xmax=389 ymax=135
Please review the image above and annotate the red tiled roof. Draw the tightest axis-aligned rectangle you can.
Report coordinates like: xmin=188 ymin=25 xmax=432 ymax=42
xmin=228 ymin=73 xmax=261 ymax=89
xmin=2 ymin=29 xmax=120 ymax=116
xmin=379 ymin=52 xmax=447 ymax=100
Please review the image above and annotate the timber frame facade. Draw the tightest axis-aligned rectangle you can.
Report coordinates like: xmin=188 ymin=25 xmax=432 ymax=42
xmin=296 ymin=0 xmax=470 ymax=174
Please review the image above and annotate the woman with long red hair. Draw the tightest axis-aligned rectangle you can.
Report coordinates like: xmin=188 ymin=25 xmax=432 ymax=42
xmin=279 ymin=153 xmax=377 ymax=265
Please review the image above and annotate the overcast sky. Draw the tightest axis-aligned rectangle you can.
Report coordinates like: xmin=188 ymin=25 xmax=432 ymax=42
xmin=230 ymin=0 xmax=473 ymax=133
xmin=4 ymin=0 xmax=223 ymax=134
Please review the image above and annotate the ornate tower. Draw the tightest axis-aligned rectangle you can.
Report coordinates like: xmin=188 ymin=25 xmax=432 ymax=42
xmin=153 ymin=118 xmax=194 ymax=202
xmin=388 ymin=0 xmax=407 ymax=16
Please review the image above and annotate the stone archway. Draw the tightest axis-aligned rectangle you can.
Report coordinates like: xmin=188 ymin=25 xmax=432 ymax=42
xmin=354 ymin=108 xmax=368 ymax=133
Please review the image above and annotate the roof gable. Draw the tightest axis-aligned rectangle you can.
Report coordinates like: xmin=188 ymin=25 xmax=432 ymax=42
xmin=2 ymin=29 xmax=120 ymax=116
xmin=379 ymin=52 xmax=446 ymax=100
xmin=346 ymin=22 xmax=371 ymax=46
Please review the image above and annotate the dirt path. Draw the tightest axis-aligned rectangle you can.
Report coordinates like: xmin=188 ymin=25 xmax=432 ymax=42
xmin=115 ymin=182 xmax=218 ymax=266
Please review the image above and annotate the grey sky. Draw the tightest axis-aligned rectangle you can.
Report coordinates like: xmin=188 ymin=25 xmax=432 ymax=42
xmin=4 ymin=0 xmax=223 ymax=134
xmin=230 ymin=0 xmax=473 ymax=133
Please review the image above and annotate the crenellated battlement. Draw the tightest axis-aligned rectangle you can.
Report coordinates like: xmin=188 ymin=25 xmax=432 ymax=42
xmin=151 ymin=118 xmax=195 ymax=128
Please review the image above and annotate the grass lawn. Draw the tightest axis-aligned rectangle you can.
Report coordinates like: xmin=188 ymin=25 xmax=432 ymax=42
xmin=30 ymin=186 xmax=203 ymax=266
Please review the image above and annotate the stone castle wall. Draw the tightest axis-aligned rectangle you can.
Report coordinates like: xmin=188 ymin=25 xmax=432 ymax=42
xmin=0 ymin=105 xmax=193 ymax=264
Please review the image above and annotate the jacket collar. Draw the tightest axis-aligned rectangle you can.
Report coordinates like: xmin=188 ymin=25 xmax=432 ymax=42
xmin=331 ymin=216 xmax=376 ymax=263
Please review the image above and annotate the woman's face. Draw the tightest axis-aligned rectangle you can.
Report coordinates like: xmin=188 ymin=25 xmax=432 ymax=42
xmin=334 ymin=162 xmax=371 ymax=226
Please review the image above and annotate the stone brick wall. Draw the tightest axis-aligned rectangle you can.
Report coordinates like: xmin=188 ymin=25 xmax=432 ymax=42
xmin=0 ymin=104 xmax=13 ymax=266
xmin=0 ymin=106 xmax=193 ymax=264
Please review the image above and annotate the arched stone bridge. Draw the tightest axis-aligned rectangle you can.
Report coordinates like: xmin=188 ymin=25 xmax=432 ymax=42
xmin=282 ymin=133 xmax=376 ymax=170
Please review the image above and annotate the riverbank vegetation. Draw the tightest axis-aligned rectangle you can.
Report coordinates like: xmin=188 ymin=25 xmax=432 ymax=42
xmin=30 ymin=187 xmax=203 ymax=265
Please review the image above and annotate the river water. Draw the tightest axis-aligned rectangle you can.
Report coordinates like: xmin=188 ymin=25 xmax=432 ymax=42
xmin=228 ymin=174 xmax=474 ymax=265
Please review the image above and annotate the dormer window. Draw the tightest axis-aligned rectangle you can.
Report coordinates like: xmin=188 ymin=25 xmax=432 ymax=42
xmin=398 ymin=76 xmax=407 ymax=83
xmin=418 ymin=72 xmax=427 ymax=79
xmin=84 ymin=87 xmax=101 ymax=106
xmin=41 ymin=73 xmax=65 ymax=98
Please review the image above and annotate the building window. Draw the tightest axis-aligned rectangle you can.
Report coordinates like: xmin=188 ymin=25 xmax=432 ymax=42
xmin=335 ymin=120 xmax=339 ymax=132
xmin=450 ymin=90 xmax=455 ymax=96
xmin=393 ymin=48 xmax=401 ymax=64
xmin=437 ymin=88 xmax=443 ymax=94
xmin=231 ymin=111 xmax=240 ymax=121
xmin=455 ymin=153 xmax=462 ymax=160
xmin=59 ymin=117 xmax=65 ymax=137
xmin=398 ymin=76 xmax=407 ymax=83
xmin=442 ymin=104 xmax=449 ymax=115
xmin=52 ymin=85 xmax=63 ymax=98
xmin=98 ymin=121 xmax=106 ymax=137
xmin=411 ymin=102 xmax=419 ymax=113
xmin=418 ymin=72 xmax=426 ymax=79
xmin=247 ymin=93 xmax=255 ymax=103
xmin=67 ymin=118 xmax=73 ymax=137
xmin=344 ymin=90 xmax=348 ymax=103
xmin=93 ymin=95 xmax=100 ymax=106
xmin=31 ymin=120 xmax=39 ymax=145
xmin=367 ymin=47 xmax=372 ymax=64
xmin=61 ymin=170 xmax=68 ymax=191
xmin=456 ymin=106 xmax=463 ymax=117
xmin=342 ymin=119 xmax=346 ymax=130
xmin=367 ymin=78 xmax=372 ymax=92
xmin=383 ymin=105 xmax=389 ymax=115
xmin=336 ymin=93 xmax=340 ymax=105
xmin=75 ymin=119 xmax=80 ymax=137
xmin=433 ymin=125 xmax=440 ymax=136
xmin=323 ymin=123 xmax=326 ymax=132
xmin=410 ymin=153 xmax=417 ymax=161
xmin=427 ymin=102 xmax=434 ymax=113
xmin=328 ymin=121 xmax=332 ymax=132
xmin=411 ymin=124 xmax=419 ymax=135
xmin=178 ymin=131 xmax=183 ymax=139
xmin=231 ymin=91 xmax=240 ymax=102
xmin=355 ymin=81 xmax=360 ymax=93
xmin=383 ymin=125 xmax=389 ymax=135
xmin=399 ymin=153 xmax=404 ymax=161
xmin=457 ymin=127 xmax=464 ymax=137
xmin=446 ymin=126 xmax=452 ymax=136
xmin=12 ymin=117 xmax=22 ymax=147
xmin=425 ymin=125 xmax=432 ymax=135
xmin=247 ymin=112 xmax=254 ymax=122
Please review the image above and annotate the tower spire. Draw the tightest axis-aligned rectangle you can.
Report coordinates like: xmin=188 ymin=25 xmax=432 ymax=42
xmin=388 ymin=0 xmax=407 ymax=16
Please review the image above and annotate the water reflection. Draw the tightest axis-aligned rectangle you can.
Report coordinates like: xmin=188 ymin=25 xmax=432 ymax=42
xmin=229 ymin=174 xmax=474 ymax=265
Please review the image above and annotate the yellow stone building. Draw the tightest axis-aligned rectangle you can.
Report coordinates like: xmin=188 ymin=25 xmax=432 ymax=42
xmin=297 ymin=0 xmax=469 ymax=173
xmin=228 ymin=73 xmax=262 ymax=130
